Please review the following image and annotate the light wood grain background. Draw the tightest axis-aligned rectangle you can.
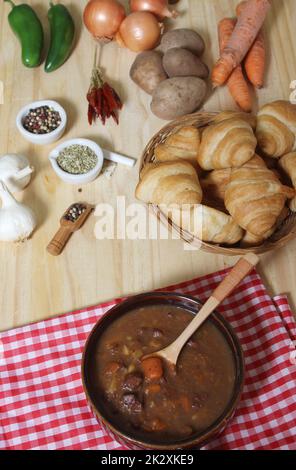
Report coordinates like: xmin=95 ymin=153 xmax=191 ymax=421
xmin=0 ymin=0 xmax=295 ymax=331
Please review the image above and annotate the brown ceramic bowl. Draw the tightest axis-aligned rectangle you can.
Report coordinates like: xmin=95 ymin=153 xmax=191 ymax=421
xmin=81 ymin=292 xmax=245 ymax=450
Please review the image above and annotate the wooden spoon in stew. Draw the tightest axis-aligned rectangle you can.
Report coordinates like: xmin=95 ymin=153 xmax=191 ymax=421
xmin=141 ymin=253 xmax=259 ymax=373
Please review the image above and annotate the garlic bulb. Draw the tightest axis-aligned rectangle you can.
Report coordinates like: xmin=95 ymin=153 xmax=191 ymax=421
xmin=0 ymin=154 xmax=34 ymax=193
xmin=0 ymin=182 xmax=37 ymax=242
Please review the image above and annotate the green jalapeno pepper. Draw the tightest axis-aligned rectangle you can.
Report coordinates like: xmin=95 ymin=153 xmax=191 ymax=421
xmin=45 ymin=2 xmax=75 ymax=73
xmin=4 ymin=0 xmax=44 ymax=68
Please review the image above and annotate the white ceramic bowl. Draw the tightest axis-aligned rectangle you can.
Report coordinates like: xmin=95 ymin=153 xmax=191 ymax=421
xmin=49 ymin=138 xmax=104 ymax=185
xmin=16 ymin=100 xmax=67 ymax=145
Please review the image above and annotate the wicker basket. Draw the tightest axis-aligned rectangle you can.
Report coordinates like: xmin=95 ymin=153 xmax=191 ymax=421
xmin=139 ymin=112 xmax=296 ymax=255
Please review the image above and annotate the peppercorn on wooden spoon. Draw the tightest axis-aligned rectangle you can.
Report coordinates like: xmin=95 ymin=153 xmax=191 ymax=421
xmin=47 ymin=202 xmax=94 ymax=256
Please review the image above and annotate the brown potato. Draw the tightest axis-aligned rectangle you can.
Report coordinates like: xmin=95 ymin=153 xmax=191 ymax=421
xmin=163 ymin=47 xmax=209 ymax=79
xmin=130 ymin=51 xmax=167 ymax=95
xmin=151 ymin=77 xmax=207 ymax=120
xmin=159 ymin=29 xmax=205 ymax=56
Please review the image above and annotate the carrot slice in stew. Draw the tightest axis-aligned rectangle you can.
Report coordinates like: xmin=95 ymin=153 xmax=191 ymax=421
xmin=141 ymin=357 xmax=163 ymax=380
xmin=144 ymin=383 xmax=161 ymax=395
xmin=104 ymin=361 xmax=121 ymax=374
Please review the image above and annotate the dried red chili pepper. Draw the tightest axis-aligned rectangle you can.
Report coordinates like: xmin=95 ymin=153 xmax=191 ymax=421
xmin=87 ymin=88 xmax=97 ymax=109
xmin=87 ymin=48 xmax=122 ymax=126
xmin=102 ymin=84 xmax=114 ymax=107
xmin=95 ymin=88 xmax=102 ymax=118
xmin=110 ymin=110 xmax=119 ymax=124
xmin=88 ymin=104 xmax=94 ymax=125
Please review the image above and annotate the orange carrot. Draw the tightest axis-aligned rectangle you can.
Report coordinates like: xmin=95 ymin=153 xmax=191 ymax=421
xmin=141 ymin=357 xmax=163 ymax=380
xmin=144 ymin=383 xmax=161 ymax=395
xmin=237 ymin=1 xmax=266 ymax=88
xmin=218 ymin=18 xmax=252 ymax=112
xmin=212 ymin=0 xmax=271 ymax=87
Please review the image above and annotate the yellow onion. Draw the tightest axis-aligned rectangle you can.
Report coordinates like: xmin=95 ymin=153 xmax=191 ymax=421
xmin=116 ymin=12 xmax=162 ymax=52
xmin=83 ymin=0 xmax=126 ymax=42
xmin=129 ymin=0 xmax=178 ymax=20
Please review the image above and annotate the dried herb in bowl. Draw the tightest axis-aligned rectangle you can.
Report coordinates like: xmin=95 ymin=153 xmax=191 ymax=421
xmin=56 ymin=144 xmax=98 ymax=174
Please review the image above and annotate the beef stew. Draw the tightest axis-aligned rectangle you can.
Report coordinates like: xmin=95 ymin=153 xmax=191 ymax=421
xmin=89 ymin=304 xmax=237 ymax=444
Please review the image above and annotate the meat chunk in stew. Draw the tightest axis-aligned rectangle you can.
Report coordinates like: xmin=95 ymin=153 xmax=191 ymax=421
xmin=123 ymin=373 xmax=143 ymax=392
xmin=121 ymin=394 xmax=143 ymax=413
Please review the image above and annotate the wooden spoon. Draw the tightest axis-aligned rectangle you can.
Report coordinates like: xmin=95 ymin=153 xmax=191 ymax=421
xmin=47 ymin=203 xmax=94 ymax=256
xmin=142 ymin=253 xmax=259 ymax=367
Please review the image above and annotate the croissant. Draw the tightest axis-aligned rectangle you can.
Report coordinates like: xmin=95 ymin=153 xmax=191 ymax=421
xmin=279 ymin=152 xmax=296 ymax=211
xmin=212 ymin=111 xmax=257 ymax=130
xmin=154 ymin=126 xmax=201 ymax=171
xmin=241 ymin=230 xmax=273 ymax=247
xmin=225 ymin=155 xmax=295 ymax=238
xmin=162 ymin=204 xmax=243 ymax=245
xmin=136 ymin=161 xmax=202 ymax=206
xmin=200 ymin=169 xmax=231 ymax=208
xmin=256 ymin=101 xmax=296 ymax=158
xmin=241 ymin=207 xmax=290 ymax=247
xmin=198 ymin=118 xmax=257 ymax=170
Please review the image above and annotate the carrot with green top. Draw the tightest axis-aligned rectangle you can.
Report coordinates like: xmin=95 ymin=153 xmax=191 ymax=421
xmin=237 ymin=1 xmax=266 ymax=88
xmin=218 ymin=18 xmax=252 ymax=112
xmin=212 ymin=0 xmax=271 ymax=87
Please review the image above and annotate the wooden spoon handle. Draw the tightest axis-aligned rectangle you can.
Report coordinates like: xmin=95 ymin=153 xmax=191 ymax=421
xmin=212 ymin=253 xmax=259 ymax=302
xmin=47 ymin=227 xmax=72 ymax=256
xmin=178 ymin=253 xmax=259 ymax=345
xmin=159 ymin=253 xmax=259 ymax=364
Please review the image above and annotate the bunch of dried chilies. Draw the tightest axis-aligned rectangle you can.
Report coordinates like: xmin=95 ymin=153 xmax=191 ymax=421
xmin=87 ymin=47 xmax=122 ymax=125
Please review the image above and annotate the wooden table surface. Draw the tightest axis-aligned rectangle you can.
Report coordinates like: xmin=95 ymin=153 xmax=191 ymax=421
xmin=0 ymin=0 xmax=295 ymax=332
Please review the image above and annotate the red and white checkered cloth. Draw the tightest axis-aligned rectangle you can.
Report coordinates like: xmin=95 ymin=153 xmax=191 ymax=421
xmin=1 ymin=268 xmax=296 ymax=450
